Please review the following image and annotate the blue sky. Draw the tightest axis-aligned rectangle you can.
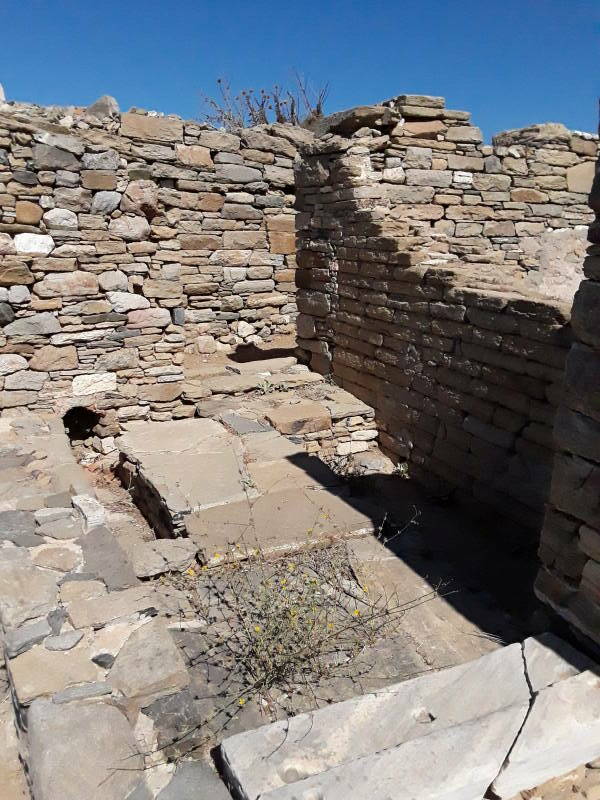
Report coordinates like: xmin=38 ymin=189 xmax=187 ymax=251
xmin=1 ymin=0 xmax=598 ymax=141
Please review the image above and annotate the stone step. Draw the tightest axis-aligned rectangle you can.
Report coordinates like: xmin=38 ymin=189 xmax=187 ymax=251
xmin=220 ymin=635 xmax=599 ymax=800
xmin=201 ymin=370 xmax=322 ymax=395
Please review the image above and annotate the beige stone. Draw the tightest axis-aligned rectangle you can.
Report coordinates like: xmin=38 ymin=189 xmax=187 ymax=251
xmin=9 ymin=644 xmax=101 ymax=704
xmin=265 ymin=400 xmax=331 ymax=434
xmin=81 ymin=170 xmax=117 ymax=190
xmin=175 ymin=144 xmax=213 ymax=168
xmin=121 ymin=112 xmax=183 ymax=142
xmin=15 ymin=200 xmax=43 ymax=225
xmin=567 ymin=161 xmax=596 ymax=194
xmin=29 ymin=345 xmax=78 ymax=371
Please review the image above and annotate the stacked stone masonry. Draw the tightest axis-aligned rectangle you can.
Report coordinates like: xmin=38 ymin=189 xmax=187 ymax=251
xmin=0 ymin=97 xmax=311 ymax=423
xmin=295 ymin=95 xmax=598 ymax=531
xmin=535 ymin=130 xmax=600 ymax=647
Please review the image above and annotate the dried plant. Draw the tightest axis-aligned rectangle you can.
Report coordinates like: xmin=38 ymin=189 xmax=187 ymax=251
xmin=199 ymin=72 xmax=329 ymax=131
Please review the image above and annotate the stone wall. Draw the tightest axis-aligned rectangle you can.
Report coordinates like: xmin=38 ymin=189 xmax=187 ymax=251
xmin=0 ymin=99 xmax=310 ymax=424
xmin=535 ymin=137 xmax=600 ymax=647
xmin=294 ymin=94 xmax=596 ymax=527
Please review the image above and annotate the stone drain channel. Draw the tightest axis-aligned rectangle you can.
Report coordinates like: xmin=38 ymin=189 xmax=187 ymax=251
xmin=0 ymin=401 xmax=599 ymax=799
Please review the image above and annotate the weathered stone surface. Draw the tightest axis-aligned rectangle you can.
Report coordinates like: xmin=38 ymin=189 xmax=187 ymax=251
xmin=265 ymin=401 xmax=331 ymax=434
xmin=13 ymin=233 xmax=54 ymax=255
xmin=33 ymin=143 xmax=81 ymax=171
xmin=0 ymin=560 xmax=58 ymax=627
xmin=121 ymin=180 xmax=160 ymax=218
xmin=131 ymin=538 xmax=198 ymax=578
xmin=5 ymin=311 xmax=61 ymax=336
xmin=72 ymin=372 xmax=117 ymax=395
xmin=9 ymin=643 xmax=100 ymax=704
xmin=175 ymin=144 xmax=213 ymax=168
xmin=5 ymin=618 xmax=52 ymax=657
xmin=127 ymin=307 xmax=171 ymax=328
xmin=29 ymin=344 xmax=78 ymax=371
xmin=221 ymin=643 xmax=529 ymax=799
xmin=28 ymin=700 xmax=142 ymax=800
xmin=106 ymin=290 xmax=150 ymax=312
xmin=35 ymin=271 xmax=99 ymax=298
xmin=157 ymin=762 xmax=230 ymax=800
xmin=567 ymin=160 xmax=596 ymax=193
xmin=85 ymin=95 xmax=120 ymax=119
xmin=15 ymin=200 xmax=43 ymax=224
xmin=215 ymin=163 xmax=262 ymax=183
xmin=108 ymin=215 xmax=151 ymax=241
xmin=0 ymin=261 xmax=34 ymax=286
xmin=108 ymin=618 xmax=190 ymax=705
xmin=44 ymin=629 xmax=84 ymax=651
xmin=0 ymin=354 xmax=28 ymax=375
xmin=79 ymin=524 xmax=138 ymax=590
xmin=0 ymin=301 xmax=16 ymax=326
xmin=121 ymin=112 xmax=183 ymax=143
xmin=492 ymin=671 xmax=600 ymax=798
xmin=42 ymin=207 xmax=78 ymax=229
xmin=91 ymin=190 xmax=121 ymax=214
xmin=5 ymin=370 xmax=47 ymax=391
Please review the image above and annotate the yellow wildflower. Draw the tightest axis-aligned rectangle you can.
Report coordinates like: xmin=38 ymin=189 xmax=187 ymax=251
xmin=238 ymin=698 xmax=246 ymax=706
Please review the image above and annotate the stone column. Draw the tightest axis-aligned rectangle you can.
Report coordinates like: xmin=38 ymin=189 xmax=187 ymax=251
xmin=535 ymin=125 xmax=600 ymax=647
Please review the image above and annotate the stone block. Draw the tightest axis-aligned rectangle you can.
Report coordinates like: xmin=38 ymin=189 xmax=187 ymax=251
xmin=72 ymin=372 xmax=117 ymax=396
xmin=121 ymin=112 xmax=183 ymax=142
xmin=492 ymin=671 xmax=600 ymax=798
xmin=15 ymin=200 xmax=43 ymax=224
xmin=28 ymin=700 xmax=142 ymax=800
xmin=9 ymin=643 xmax=101 ymax=704
xmin=14 ymin=233 xmax=54 ymax=255
xmin=29 ymin=345 xmax=77 ymax=371
xmin=175 ymin=144 xmax=213 ymax=167
xmin=81 ymin=170 xmax=117 ymax=190
xmin=566 ymin=160 xmax=596 ymax=193
xmin=265 ymin=401 xmax=331 ymax=435
xmin=35 ymin=271 xmax=99 ymax=298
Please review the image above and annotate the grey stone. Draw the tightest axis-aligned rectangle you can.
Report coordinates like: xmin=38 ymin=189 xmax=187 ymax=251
xmin=82 ymin=149 xmax=120 ymax=170
xmin=108 ymin=618 xmax=190 ymax=705
xmin=38 ymin=517 xmax=83 ymax=540
xmin=79 ymin=525 xmax=138 ymax=590
xmin=215 ymin=163 xmax=262 ymax=183
xmin=5 ymin=618 xmax=52 ymax=657
xmin=52 ymin=681 xmax=112 ymax=703
xmin=85 ymin=95 xmax=120 ymax=119
xmin=28 ymin=699 xmax=142 ymax=800
xmin=72 ymin=495 xmax=105 ymax=530
xmin=257 ymin=706 xmax=528 ymax=800
xmin=157 ymin=761 xmax=231 ymax=800
xmin=91 ymin=190 xmax=121 ymax=213
xmin=131 ymin=539 xmax=198 ymax=578
xmin=0 ymin=509 xmax=42 ymax=547
xmin=0 ymin=302 xmax=15 ymax=326
xmin=4 ymin=312 xmax=61 ymax=336
xmin=33 ymin=144 xmax=81 ymax=171
xmin=221 ymin=643 xmax=530 ymax=799
xmin=108 ymin=215 xmax=151 ymax=241
xmin=44 ymin=629 xmax=83 ymax=651
xmin=33 ymin=131 xmax=85 ymax=156
xmin=492 ymin=671 xmax=600 ymax=798
xmin=306 ymin=105 xmax=399 ymax=137
xmin=42 ymin=208 xmax=78 ymax=229
xmin=523 ymin=633 xmax=596 ymax=692
xmin=220 ymin=412 xmax=271 ymax=435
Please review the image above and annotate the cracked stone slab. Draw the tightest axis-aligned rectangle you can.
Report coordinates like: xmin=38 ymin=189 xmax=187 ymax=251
xmin=108 ymin=618 xmax=190 ymax=706
xmin=28 ymin=699 xmax=143 ymax=800
xmin=156 ymin=761 xmax=231 ymax=800
xmin=0 ymin=559 xmax=59 ymax=627
xmin=79 ymin=525 xmax=138 ymax=590
xmin=131 ymin=538 xmax=198 ymax=578
xmin=257 ymin=705 xmax=529 ymax=800
xmin=491 ymin=670 xmax=600 ymax=799
xmin=523 ymin=632 xmax=597 ymax=692
xmin=221 ymin=643 xmax=530 ymax=799
xmin=8 ymin=642 xmax=102 ymax=704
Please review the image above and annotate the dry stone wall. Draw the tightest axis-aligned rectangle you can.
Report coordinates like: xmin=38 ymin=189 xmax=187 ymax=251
xmin=535 ymin=140 xmax=600 ymax=647
xmin=0 ymin=98 xmax=309 ymax=424
xmin=295 ymin=94 xmax=597 ymax=528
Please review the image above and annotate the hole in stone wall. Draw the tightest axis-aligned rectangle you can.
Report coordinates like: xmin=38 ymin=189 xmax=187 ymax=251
xmin=63 ymin=406 xmax=101 ymax=443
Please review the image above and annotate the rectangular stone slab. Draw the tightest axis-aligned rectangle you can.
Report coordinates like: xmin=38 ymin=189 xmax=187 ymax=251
xmin=185 ymin=488 xmax=380 ymax=559
xmin=491 ymin=670 xmax=600 ymax=798
xmin=244 ymin=705 xmax=530 ymax=800
xmin=220 ymin=643 xmax=530 ymax=799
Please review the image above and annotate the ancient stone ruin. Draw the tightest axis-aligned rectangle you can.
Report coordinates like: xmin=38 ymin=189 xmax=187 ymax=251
xmin=0 ymin=89 xmax=599 ymax=800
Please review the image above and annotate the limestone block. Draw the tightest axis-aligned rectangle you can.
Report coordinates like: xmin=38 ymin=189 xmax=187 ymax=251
xmin=221 ymin=643 xmax=530 ymax=799
xmin=265 ymin=401 xmax=331 ymax=435
xmin=0 ymin=354 xmax=28 ymax=375
xmin=5 ymin=370 xmax=47 ymax=390
xmin=29 ymin=344 xmax=78 ymax=371
xmin=28 ymin=700 xmax=142 ymax=800
xmin=108 ymin=618 xmax=190 ymax=705
xmin=567 ymin=160 xmax=596 ymax=193
xmin=108 ymin=215 xmax=151 ymax=241
xmin=492 ymin=671 xmax=600 ymax=798
xmin=72 ymin=495 xmax=106 ymax=529
xmin=121 ymin=112 xmax=183 ymax=142
xmin=446 ymin=125 xmax=483 ymax=142
xmin=523 ymin=633 xmax=596 ymax=692
xmin=14 ymin=233 xmax=54 ymax=255
xmin=72 ymin=372 xmax=117 ymax=396
xmin=254 ymin=706 xmax=528 ymax=800
xmin=0 ymin=560 xmax=58 ymax=628
xmin=91 ymin=190 xmax=121 ymax=213
xmin=127 ymin=307 xmax=172 ymax=328
xmin=35 ymin=271 xmax=99 ymax=298
xmin=82 ymin=149 xmax=120 ymax=170
xmin=9 ymin=643 xmax=101 ymax=704
xmin=15 ymin=200 xmax=43 ymax=224
xmin=42 ymin=207 xmax=78 ymax=229
xmin=175 ymin=144 xmax=213 ymax=168
xmin=106 ymin=290 xmax=150 ymax=312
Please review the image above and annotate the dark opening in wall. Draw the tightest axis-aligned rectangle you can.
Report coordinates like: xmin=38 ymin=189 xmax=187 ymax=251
xmin=63 ymin=406 xmax=101 ymax=443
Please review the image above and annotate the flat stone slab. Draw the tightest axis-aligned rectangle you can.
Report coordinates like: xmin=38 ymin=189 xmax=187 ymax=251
xmin=256 ymin=705 xmax=529 ymax=800
xmin=118 ymin=418 xmax=232 ymax=459
xmin=28 ymin=699 xmax=143 ymax=800
xmin=157 ymin=761 xmax=231 ymax=800
xmin=66 ymin=584 xmax=190 ymax=629
xmin=185 ymin=488 xmax=380 ymax=559
xmin=9 ymin=642 xmax=102 ymax=704
xmin=220 ymin=642 xmax=530 ymax=798
xmin=131 ymin=538 xmax=198 ymax=578
xmin=265 ymin=400 xmax=331 ymax=435
xmin=246 ymin=454 xmax=343 ymax=494
xmin=224 ymin=356 xmax=297 ymax=374
xmin=0 ymin=558 xmax=59 ymax=628
xmin=241 ymin=430 xmax=304 ymax=462
xmin=492 ymin=670 xmax=600 ymax=798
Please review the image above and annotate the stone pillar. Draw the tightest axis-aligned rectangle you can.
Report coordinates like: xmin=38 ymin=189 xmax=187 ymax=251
xmin=535 ymin=123 xmax=600 ymax=647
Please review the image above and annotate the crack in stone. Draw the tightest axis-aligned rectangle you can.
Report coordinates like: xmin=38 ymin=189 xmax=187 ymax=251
xmin=485 ymin=641 xmax=536 ymax=799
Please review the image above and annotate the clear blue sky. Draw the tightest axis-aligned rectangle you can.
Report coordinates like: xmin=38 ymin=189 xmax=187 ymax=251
xmin=2 ymin=0 xmax=598 ymax=141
